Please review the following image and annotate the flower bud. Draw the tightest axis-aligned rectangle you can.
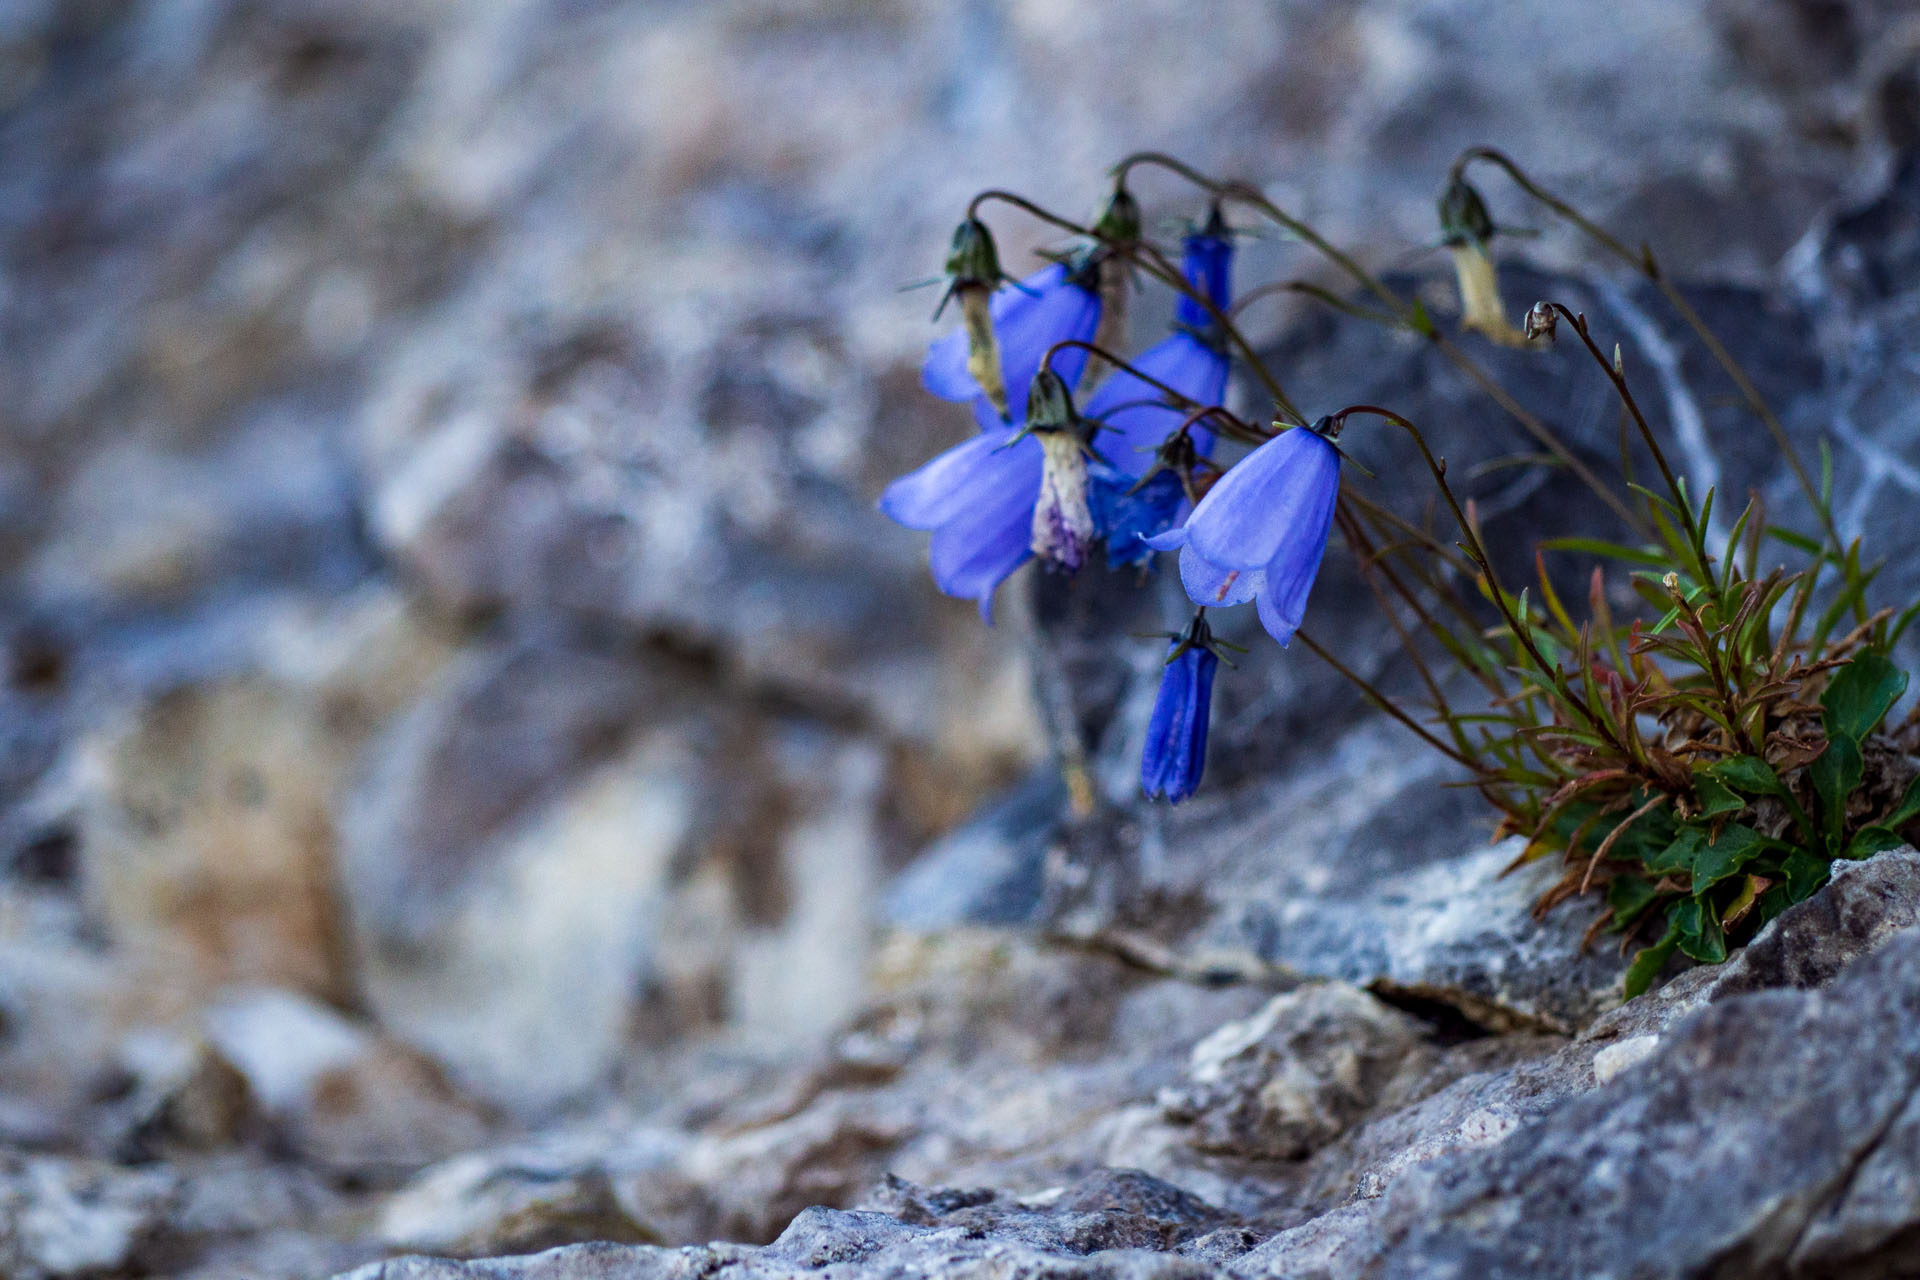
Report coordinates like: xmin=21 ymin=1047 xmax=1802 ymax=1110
xmin=943 ymin=218 xmax=1009 ymax=418
xmin=1524 ymin=301 xmax=1558 ymax=344
xmin=1080 ymin=184 xmax=1142 ymax=397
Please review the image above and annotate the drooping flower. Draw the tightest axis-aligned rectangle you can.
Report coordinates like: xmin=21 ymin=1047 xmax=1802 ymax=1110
xmin=880 ymin=424 xmax=1040 ymax=621
xmin=922 ymin=260 xmax=1101 ymax=424
xmin=1147 ymin=420 xmax=1342 ymax=647
xmin=1439 ymin=176 xmax=1526 ymax=347
xmin=1141 ymin=613 xmax=1222 ymax=803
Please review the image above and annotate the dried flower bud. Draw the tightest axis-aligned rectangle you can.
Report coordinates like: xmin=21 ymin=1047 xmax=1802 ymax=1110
xmin=1446 ymin=240 xmax=1527 ymax=347
xmin=1524 ymin=301 xmax=1558 ymax=344
xmin=1025 ymin=368 xmax=1095 ymax=571
xmin=943 ymin=218 xmax=1008 ymax=417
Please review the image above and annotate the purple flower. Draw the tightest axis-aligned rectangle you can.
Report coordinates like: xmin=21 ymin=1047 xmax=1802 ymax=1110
xmin=1147 ymin=424 xmax=1341 ymax=647
xmin=923 ymin=262 xmax=1100 ymax=422
xmin=1141 ymin=618 xmax=1220 ymax=803
xmin=880 ymin=425 xmax=1039 ymax=621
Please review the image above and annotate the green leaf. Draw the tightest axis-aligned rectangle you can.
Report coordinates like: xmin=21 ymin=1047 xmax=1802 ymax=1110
xmin=1710 ymin=756 xmax=1790 ymax=799
xmin=1885 ymin=775 xmax=1920 ymax=831
xmin=1693 ymin=774 xmax=1746 ymax=821
xmin=1642 ymin=827 xmax=1704 ymax=876
xmin=1780 ymin=849 xmax=1831 ymax=904
xmin=1673 ymin=895 xmax=1728 ymax=964
xmin=1606 ymin=874 xmax=1661 ymax=932
xmin=1764 ymin=526 xmax=1823 ymax=556
xmin=1539 ymin=537 xmax=1668 ymax=568
xmin=1690 ymin=823 xmax=1767 ymax=893
xmin=1821 ymin=650 xmax=1908 ymax=743
xmin=1845 ymin=826 xmax=1905 ymax=860
xmin=1810 ymin=735 xmax=1864 ymax=853
xmin=1624 ymin=918 xmax=1683 ymax=1000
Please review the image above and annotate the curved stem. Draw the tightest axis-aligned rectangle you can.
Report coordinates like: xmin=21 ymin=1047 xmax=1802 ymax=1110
xmin=1294 ymin=628 xmax=1488 ymax=772
xmin=967 ymin=182 xmax=1301 ymax=423
xmin=1122 ymin=241 xmax=1302 ymax=421
xmin=1334 ymin=404 xmax=1633 ymax=758
xmin=1039 ymin=340 xmax=1266 ymax=442
xmin=966 ymin=189 xmax=1091 ymax=239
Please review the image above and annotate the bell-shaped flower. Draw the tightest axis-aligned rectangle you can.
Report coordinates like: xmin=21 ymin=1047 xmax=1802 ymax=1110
xmin=923 ymin=261 xmax=1101 ymax=424
xmin=1141 ymin=613 xmax=1222 ymax=803
xmin=880 ymin=424 xmax=1039 ymax=622
xmin=1147 ymin=421 xmax=1342 ymax=647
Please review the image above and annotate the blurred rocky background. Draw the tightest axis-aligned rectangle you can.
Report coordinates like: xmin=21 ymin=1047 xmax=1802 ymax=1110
xmin=4 ymin=0 xmax=1920 ymax=1276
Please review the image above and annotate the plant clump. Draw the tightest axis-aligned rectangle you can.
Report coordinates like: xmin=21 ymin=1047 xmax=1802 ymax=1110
xmin=881 ymin=147 xmax=1920 ymax=996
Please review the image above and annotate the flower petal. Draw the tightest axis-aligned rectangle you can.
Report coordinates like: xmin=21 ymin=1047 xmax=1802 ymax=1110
xmin=1082 ymin=334 xmax=1228 ymax=478
xmin=1143 ymin=524 xmax=1189 ymax=551
xmin=925 ymin=437 xmax=1042 ymax=615
xmin=1251 ymin=458 xmax=1340 ymax=646
xmin=880 ymin=428 xmax=1029 ymax=530
xmin=1178 ymin=544 xmax=1262 ymax=608
xmin=1184 ymin=429 xmax=1340 ymax=571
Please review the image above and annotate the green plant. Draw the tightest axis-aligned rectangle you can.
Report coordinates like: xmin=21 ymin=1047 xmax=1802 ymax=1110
xmin=884 ymin=146 xmax=1920 ymax=996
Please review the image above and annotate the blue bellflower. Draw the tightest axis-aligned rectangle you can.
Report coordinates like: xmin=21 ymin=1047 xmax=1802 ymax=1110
xmin=880 ymin=425 xmax=1040 ymax=621
xmin=1147 ymin=423 xmax=1342 ymax=647
xmin=1141 ymin=616 xmax=1221 ymax=803
xmin=923 ymin=262 xmax=1101 ymax=426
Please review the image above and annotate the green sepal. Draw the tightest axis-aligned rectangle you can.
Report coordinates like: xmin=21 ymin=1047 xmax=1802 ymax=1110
xmin=1091 ymin=185 xmax=1142 ymax=244
xmin=944 ymin=217 xmax=1002 ymax=288
xmin=1437 ymin=176 xmax=1496 ymax=247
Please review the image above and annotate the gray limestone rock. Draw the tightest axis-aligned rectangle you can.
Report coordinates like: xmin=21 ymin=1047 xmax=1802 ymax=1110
xmin=1158 ymin=985 xmax=1436 ymax=1162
